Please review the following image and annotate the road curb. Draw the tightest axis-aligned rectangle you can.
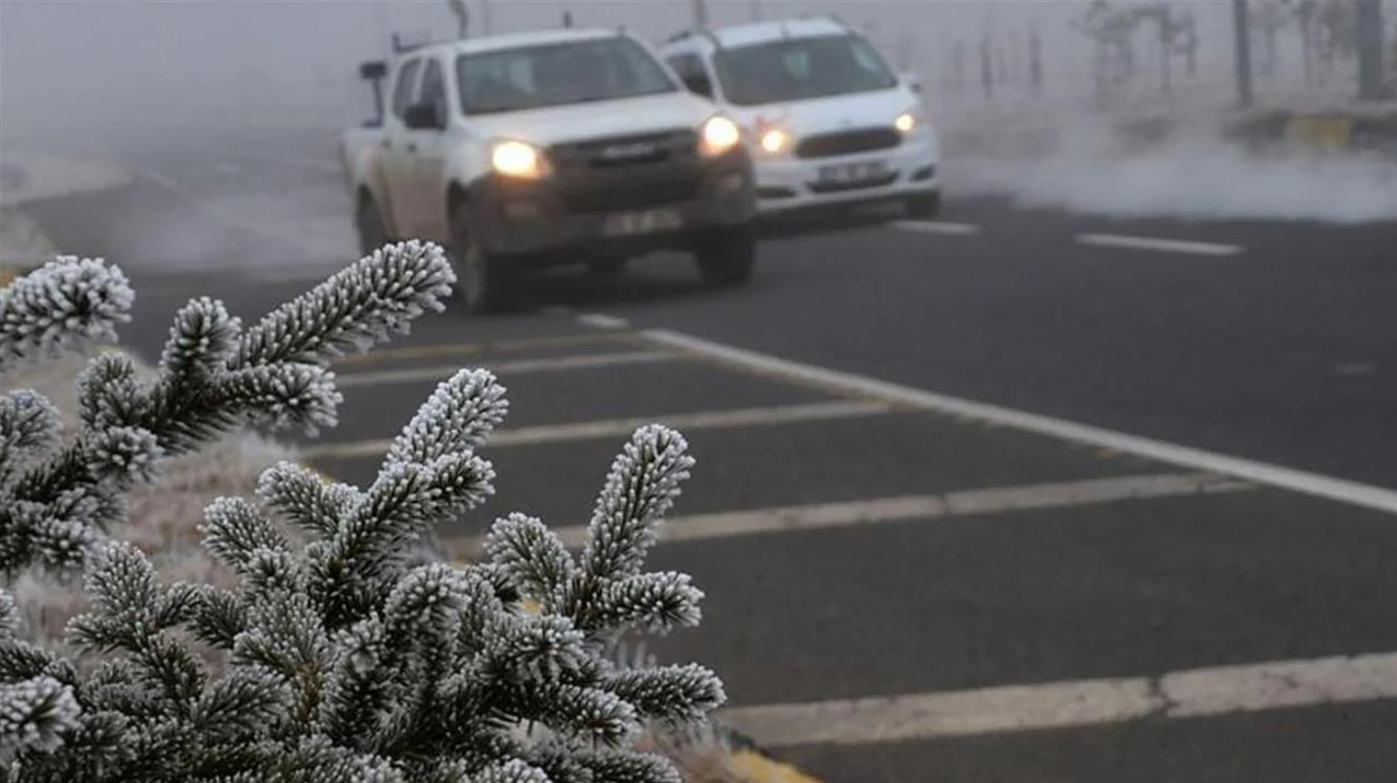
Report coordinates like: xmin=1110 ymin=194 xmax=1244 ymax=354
xmin=2 ymin=181 xmax=834 ymax=783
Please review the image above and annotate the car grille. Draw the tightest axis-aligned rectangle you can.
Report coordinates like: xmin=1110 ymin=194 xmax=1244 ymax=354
xmin=794 ymin=127 xmax=902 ymax=159
xmin=560 ymin=176 xmax=701 ymax=213
xmin=549 ymin=128 xmax=700 ymax=172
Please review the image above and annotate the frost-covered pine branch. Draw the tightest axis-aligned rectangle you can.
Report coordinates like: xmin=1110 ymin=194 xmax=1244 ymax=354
xmin=0 ymin=241 xmax=455 ymax=578
xmin=0 ymin=360 xmax=725 ymax=781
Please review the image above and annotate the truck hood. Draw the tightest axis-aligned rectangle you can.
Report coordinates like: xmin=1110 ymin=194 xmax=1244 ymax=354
xmin=467 ymin=91 xmax=718 ymax=146
xmin=729 ymin=88 xmax=918 ymax=136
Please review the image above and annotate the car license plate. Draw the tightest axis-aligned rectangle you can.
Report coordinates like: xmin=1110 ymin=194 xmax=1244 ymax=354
xmin=602 ymin=208 xmax=684 ymax=237
xmin=817 ymin=161 xmax=889 ymax=184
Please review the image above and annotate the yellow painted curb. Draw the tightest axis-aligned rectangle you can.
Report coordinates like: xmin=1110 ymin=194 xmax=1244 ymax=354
xmin=728 ymin=749 xmax=828 ymax=783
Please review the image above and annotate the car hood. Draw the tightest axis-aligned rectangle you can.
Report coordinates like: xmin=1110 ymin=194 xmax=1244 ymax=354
xmin=467 ymin=91 xmax=718 ymax=146
xmin=729 ymin=88 xmax=916 ymax=135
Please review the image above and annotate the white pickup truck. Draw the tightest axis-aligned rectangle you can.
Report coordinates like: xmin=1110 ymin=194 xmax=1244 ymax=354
xmin=340 ymin=28 xmax=759 ymax=314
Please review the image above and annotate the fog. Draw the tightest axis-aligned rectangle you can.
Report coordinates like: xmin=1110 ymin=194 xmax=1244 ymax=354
xmin=3 ymin=0 xmax=1396 ymax=226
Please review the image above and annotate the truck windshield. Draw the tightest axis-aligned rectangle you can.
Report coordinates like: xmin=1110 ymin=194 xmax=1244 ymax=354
xmin=457 ymin=37 xmax=678 ymax=115
xmin=712 ymin=33 xmax=898 ymax=107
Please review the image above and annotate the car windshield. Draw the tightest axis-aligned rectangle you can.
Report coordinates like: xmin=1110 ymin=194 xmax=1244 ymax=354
xmin=456 ymin=37 xmax=678 ymax=115
xmin=712 ymin=33 xmax=899 ymax=106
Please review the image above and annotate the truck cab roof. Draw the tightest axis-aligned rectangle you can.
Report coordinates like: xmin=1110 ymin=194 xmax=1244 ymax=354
xmin=398 ymin=27 xmax=629 ymax=60
xmin=665 ymin=17 xmax=855 ymax=54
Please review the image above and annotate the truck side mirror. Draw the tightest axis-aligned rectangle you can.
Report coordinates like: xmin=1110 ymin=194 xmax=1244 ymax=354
xmin=900 ymin=71 xmax=922 ymax=94
xmin=403 ymin=102 xmax=443 ymax=130
xmin=360 ymin=60 xmax=388 ymax=81
xmin=681 ymin=73 xmax=714 ymax=98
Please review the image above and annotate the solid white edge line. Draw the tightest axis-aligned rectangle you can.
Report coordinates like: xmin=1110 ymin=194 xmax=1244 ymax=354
xmin=720 ymin=651 xmax=1397 ymax=747
xmin=642 ymin=328 xmax=1397 ymax=516
xmin=336 ymin=350 xmax=682 ymax=388
xmin=299 ymin=400 xmax=892 ymax=460
xmin=446 ymin=472 xmax=1250 ymax=557
xmin=890 ymin=220 xmax=983 ymax=235
xmin=1076 ymin=233 xmax=1244 ymax=256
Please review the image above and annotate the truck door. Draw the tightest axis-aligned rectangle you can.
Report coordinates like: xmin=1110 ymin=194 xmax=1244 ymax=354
xmin=404 ymin=57 xmax=452 ymax=245
xmin=382 ymin=57 xmax=424 ymax=238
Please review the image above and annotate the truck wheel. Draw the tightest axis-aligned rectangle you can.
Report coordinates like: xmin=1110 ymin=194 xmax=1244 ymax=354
xmin=903 ymin=191 xmax=942 ymax=220
xmin=355 ymin=195 xmax=389 ymax=257
xmin=695 ymin=224 xmax=756 ymax=288
xmin=449 ymin=203 xmax=515 ymax=315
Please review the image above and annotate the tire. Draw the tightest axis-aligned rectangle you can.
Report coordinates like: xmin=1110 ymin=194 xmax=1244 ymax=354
xmin=355 ymin=194 xmax=390 ymax=257
xmin=448 ymin=202 xmax=515 ymax=315
xmin=695 ymin=224 xmax=757 ymax=288
xmin=903 ymin=191 xmax=942 ymax=220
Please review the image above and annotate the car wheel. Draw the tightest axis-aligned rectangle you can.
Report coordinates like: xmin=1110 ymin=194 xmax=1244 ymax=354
xmin=355 ymin=194 xmax=390 ymax=257
xmin=449 ymin=203 xmax=515 ymax=315
xmin=903 ymin=191 xmax=942 ymax=220
xmin=695 ymin=223 xmax=756 ymax=288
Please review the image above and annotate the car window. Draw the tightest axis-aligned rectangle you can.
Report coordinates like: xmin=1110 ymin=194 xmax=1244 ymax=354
xmin=391 ymin=57 xmax=423 ymax=119
xmin=456 ymin=36 xmax=678 ymax=115
xmin=418 ymin=58 xmax=446 ymax=117
xmin=712 ymin=33 xmax=898 ymax=106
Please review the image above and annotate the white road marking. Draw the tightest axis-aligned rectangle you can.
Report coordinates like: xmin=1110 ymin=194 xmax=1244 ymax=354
xmin=299 ymin=400 xmax=891 ymax=461
xmin=447 ymin=472 xmax=1250 ymax=557
xmin=336 ymin=350 xmax=682 ymax=388
xmin=890 ymin=220 xmax=983 ymax=236
xmin=1076 ymin=233 xmax=1243 ymax=256
xmin=576 ymin=313 xmax=630 ymax=330
xmin=721 ymin=651 xmax=1397 ymax=748
xmin=642 ymin=328 xmax=1397 ymax=516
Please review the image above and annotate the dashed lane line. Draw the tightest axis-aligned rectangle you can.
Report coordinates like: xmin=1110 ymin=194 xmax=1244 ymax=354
xmin=336 ymin=350 xmax=682 ymax=388
xmin=720 ymin=650 xmax=1397 ymax=748
xmin=1076 ymin=233 xmax=1244 ymax=256
xmin=298 ymin=400 xmax=893 ymax=461
xmin=643 ymin=328 xmax=1397 ymax=517
xmin=446 ymin=472 xmax=1251 ymax=558
xmin=889 ymin=220 xmax=983 ymax=236
xmin=576 ymin=313 xmax=631 ymax=330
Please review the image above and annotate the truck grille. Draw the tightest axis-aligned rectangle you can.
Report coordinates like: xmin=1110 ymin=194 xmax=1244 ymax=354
xmin=560 ymin=176 xmax=700 ymax=213
xmin=794 ymin=127 xmax=902 ymax=159
xmin=549 ymin=128 xmax=700 ymax=172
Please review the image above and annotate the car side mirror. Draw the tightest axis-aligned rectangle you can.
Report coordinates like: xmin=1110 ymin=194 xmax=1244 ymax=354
xmin=681 ymin=73 xmax=714 ymax=98
xmin=403 ymin=101 xmax=443 ymax=130
xmin=360 ymin=60 xmax=388 ymax=81
xmin=901 ymin=71 xmax=922 ymax=94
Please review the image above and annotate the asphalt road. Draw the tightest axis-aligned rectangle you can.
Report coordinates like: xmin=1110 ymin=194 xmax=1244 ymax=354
xmin=22 ymin=133 xmax=1397 ymax=782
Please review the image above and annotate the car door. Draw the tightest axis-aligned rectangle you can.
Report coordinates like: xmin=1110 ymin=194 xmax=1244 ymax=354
xmin=405 ymin=57 xmax=452 ymax=245
xmin=382 ymin=56 xmax=423 ymax=237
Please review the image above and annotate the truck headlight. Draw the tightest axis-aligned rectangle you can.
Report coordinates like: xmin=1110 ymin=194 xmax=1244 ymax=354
xmin=894 ymin=111 xmax=918 ymax=134
xmin=700 ymin=115 xmax=742 ymax=157
xmin=491 ymin=139 xmax=549 ymax=179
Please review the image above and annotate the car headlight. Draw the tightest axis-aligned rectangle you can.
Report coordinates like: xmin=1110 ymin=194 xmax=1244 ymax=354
xmin=758 ymin=126 xmax=791 ymax=153
xmin=491 ymin=139 xmax=549 ymax=179
xmin=894 ymin=111 xmax=918 ymax=133
xmin=700 ymin=115 xmax=742 ymax=157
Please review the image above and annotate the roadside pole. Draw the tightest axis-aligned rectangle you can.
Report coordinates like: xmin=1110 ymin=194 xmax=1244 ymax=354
xmin=1233 ymin=0 xmax=1255 ymax=109
xmin=1356 ymin=0 xmax=1386 ymax=101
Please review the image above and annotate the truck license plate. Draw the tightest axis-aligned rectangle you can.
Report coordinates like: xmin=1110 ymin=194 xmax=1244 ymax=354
xmin=602 ymin=208 xmax=684 ymax=237
xmin=817 ymin=161 xmax=889 ymax=184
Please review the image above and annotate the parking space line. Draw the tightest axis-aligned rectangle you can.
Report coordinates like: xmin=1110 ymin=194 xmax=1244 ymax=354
xmin=333 ymin=332 xmax=642 ymax=366
xmin=643 ymin=329 xmax=1397 ymax=516
xmin=336 ymin=350 xmax=682 ymax=388
xmin=299 ymin=400 xmax=892 ymax=461
xmin=889 ymin=220 xmax=983 ymax=236
xmin=1076 ymin=233 xmax=1244 ymax=256
xmin=720 ymin=650 xmax=1397 ymax=748
xmin=446 ymin=472 xmax=1249 ymax=558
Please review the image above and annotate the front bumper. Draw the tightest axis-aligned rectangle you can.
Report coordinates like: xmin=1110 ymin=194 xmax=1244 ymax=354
xmin=752 ymin=131 xmax=940 ymax=215
xmin=467 ymin=148 xmax=755 ymax=263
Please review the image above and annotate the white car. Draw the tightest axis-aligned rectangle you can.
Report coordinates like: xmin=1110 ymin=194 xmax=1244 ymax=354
xmin=657 ymin=17 xmax=941 ymax=220
xmin=341 ymin=28 xmax=759 ymax=314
